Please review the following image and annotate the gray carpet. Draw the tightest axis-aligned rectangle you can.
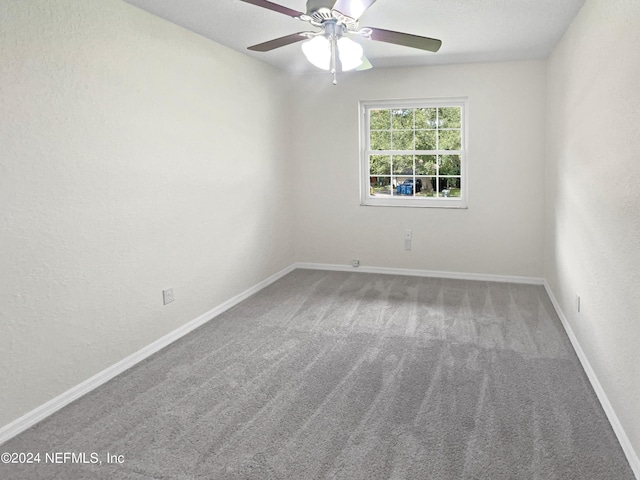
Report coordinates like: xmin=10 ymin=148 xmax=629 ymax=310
xmin=0 ymin=269 xmax=635 ymax=479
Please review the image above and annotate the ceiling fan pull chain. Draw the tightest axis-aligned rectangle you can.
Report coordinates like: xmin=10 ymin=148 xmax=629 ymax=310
xmin=330 ymin=31 xmax=338 ymax=85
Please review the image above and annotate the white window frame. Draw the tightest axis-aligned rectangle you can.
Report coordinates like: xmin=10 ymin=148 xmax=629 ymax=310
xmin=359 ymin=97 xmax=468 ymax=208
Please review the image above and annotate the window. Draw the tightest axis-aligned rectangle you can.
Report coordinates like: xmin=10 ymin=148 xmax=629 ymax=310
xmin=360 ymin=98 xmax=467 ymax=208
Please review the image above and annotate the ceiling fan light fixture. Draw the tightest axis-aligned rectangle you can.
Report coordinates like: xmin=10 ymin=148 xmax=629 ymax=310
xmin=337 ymin=36 xmax=363 ymax=71
xmin=301 ymin=35 xmax=331 ymax=70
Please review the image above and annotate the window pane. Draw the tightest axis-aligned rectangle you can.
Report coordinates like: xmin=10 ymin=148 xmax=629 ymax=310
xmin=396 ymin=176 xmax=422 ymax=195
xmin=438 ymin=130 xmax=461 ymax=150
xmin=391 ymin=109 xmax=413 ymax=129
xmin=414 ymin=177 xmax=436 ymax=196
xmin=369 ymin=155 xmax=391 ymax=175
xmin=438 ymin=107 xmax=461 ymax=128
xmin=415 ymin=130 xmax=436 ymax=150
xmin=439 ymin=155 xmax=461 ymax=175
xmin=370 ymin=130 xmax=391 ymax=150
xmin=392 ymin=130 xmax=414 ymax=150
xmin=416 ymin=155 xmax=437 ymax=175
xmin=370 ymin=177 xmax=391 ymax=196
xmin=437 ymin=177 xmax=461 ymax=197
xmin=443 ymin=177 xmax=462 ymax=197
xmin=370 ymin=109 xmax=391 ymax=129
xmin=415 ymin=108 xmax=437 ymax=129
xmin=392 ymin=177 xmax=416 ymax=196
xmin=415 ymin=176 xmax=433 ymax=197
xmin=392 ymin=155 xmax=414 ymax=175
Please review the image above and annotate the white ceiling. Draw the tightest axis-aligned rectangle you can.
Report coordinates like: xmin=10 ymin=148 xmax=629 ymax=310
xmin=123 ymin=0 xmax=586 ymax=73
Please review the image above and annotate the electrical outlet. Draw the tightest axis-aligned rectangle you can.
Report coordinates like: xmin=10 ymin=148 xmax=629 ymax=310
xmin=163 ymin=288 xmax=174 ymax=305
xmin=405 ymin=229 xmax=412 ymax=250
xmin=352 ymin=259 xmax=360 ymax=267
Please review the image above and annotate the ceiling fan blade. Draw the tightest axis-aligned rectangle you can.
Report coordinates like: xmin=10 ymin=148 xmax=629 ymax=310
xmin=356 ymin=55 xmax=373 ymax=71
xmin=364 ymin=27 xmax=442 ymax=52
xmin=239 ymin=0 xmax=303 ymax=18
xmin=248 ymin=33 xmax=309 ymax=52
xmin=333 ymin=0 xmax=378 ymax=19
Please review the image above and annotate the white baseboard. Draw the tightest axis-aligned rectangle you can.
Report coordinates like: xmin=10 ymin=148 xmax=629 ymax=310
xmin=294 ymin=262 xmax=545 ymax=285
xmin=0 ymin=263 xmax=296 ymax=445
xmin=2 ymin=263 xmax=637 ymax=480
xmin=543 ymin=281 xmax=640 ymax=479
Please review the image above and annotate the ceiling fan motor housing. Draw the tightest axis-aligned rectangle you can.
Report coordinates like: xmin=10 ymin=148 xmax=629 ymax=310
xmin=306 ymin=0 xmax=336 ymax=16
xmin=305 ymin=0 xmax=359 ymax=31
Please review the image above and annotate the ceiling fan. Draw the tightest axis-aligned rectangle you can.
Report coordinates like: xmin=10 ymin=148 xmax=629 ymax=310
xmin=240 ymin=0 xmax=442 ymax=84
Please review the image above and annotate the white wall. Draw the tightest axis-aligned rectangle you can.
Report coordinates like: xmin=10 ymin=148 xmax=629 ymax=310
xmin=0 ymin=0 xmax=294 ymax=427
xmin=291 ymin=62 xmax=546 ymax=278
xmin=545 ymin=0 xmax=640 ymax=465
xmin=3 ymin=1 xmax=638 ymax=469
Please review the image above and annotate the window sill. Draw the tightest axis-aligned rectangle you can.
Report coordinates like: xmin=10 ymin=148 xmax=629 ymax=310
xmin=361 ymin=197 xmax=468 ymax=208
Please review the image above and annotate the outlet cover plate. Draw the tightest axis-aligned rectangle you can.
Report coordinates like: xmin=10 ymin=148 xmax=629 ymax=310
xmin=163 ymin=288 xmax=174 ymax=305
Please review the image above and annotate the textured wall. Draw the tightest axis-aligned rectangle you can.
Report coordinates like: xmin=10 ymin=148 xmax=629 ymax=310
xmin=545 ymin=0 xmax=640 ymax=464
xmin=291 ymin=61 xmax=546 ymax=278
xmin=0 ymin=0 xmax=293 ymax=427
